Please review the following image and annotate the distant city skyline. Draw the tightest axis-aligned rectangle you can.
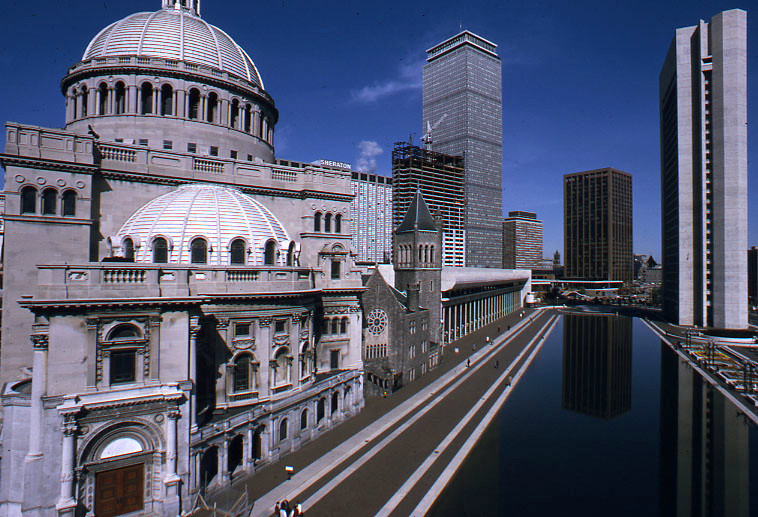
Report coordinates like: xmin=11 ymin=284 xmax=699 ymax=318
xmin=0 ymin=1 xmax=756 ymax=259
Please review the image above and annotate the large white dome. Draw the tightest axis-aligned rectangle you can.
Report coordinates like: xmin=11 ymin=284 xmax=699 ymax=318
xmin=115 ymin=184 xmax=292 ymax=265
xmin=83 ymin=7 xmax=264 ymax=88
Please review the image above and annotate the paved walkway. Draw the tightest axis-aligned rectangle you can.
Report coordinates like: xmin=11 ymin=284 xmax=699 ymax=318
xmin=203 ymin=307 xmax=560 ymax=516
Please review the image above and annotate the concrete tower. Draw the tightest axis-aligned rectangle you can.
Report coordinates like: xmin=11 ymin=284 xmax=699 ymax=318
xmin=659 ymin=9 xmax=747 ymax=328
xmin=423 ymin=31 xmax=503 ymax=268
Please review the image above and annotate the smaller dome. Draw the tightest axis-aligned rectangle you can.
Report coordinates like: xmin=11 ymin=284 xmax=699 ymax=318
xmin=115 ymin=184 xmax=293 ymax=265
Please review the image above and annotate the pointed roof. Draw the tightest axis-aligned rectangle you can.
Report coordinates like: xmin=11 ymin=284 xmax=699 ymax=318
xmin=397 ymin=191 xmax=437 ymax=233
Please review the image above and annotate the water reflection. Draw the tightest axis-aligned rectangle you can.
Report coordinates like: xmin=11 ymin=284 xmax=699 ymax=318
xmin=562 ymin=314 xmax=632 ymax=419
xmin=659 ymin=343 xmax=750 ymax=516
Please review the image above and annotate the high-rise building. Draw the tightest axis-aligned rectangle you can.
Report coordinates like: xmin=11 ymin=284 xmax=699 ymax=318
xmin=564 ymin=168 xmax=633 ymax=283
xmin=423 ymin=31 xmax=502 ymax=268
xmin=502 ymin=211 xmax=543 ymax=269
xmin=659 ymin=9 xmax=747 ymax=328
xmin=392 ymin=142 xmax=465 ymax=267
xmin=350 ymin=171 xmax=393 ymax=263
xmin=748 ymin=247 xmax=758 ymax=306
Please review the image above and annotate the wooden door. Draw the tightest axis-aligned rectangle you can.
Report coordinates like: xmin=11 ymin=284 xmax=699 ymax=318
xmin=95 ymin=463 xmax=144 ymax=517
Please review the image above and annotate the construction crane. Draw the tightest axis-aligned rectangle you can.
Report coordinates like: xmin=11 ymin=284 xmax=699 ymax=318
xmin=421 ymin=113 xmax=447 ymax=151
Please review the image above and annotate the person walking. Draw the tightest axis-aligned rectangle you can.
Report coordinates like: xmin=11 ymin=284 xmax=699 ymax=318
xmin=494 ymin=359 xmax=499 ymax=369
xmin=466 ymin=358 xmax=470 ymax=368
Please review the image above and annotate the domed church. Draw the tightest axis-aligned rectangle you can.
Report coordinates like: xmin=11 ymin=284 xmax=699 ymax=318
xmin=0 ymin=1 xmax=364 ymax=515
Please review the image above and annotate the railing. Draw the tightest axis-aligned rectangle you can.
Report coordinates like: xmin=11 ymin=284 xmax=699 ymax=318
xmin=103 ymin=269 xmax=146 ymax=283
xmin=226 ymin=270 xmax=259 ymax=282
xmin=272 ymin=169 xmax=297 ymax=182
xmin=100 ymin=145 xmax=136 ymax=163
xmin=193 ymin=157 xmax=224 ymax=174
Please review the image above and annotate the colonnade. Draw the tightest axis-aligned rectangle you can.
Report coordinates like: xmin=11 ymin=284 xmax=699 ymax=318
xmin=442 ymin=289 xmax=522 ymax=344
xmin=66 ymin=80 xmax=274 ymax=145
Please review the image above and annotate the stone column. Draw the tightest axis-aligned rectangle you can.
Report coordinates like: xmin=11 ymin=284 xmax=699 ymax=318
xmin=149 ymin=316 xmax=161 ymax=380
xmin=290 ymin=314 xmax=301 ymax=382
xmin=27 ymin=333 xmax=49 ymax=459
xmin=201 ymin=95 xmax=207 ymax=123
xmin=128 ymin=84 xmax=138 ymax=113
xmin=152 ymin=86 xmax=159 ymax=114
xmin=219 ymin=98 xmax=228 ymax=126
xmin=219 ymin=438 xmax=229 ymax=484
xmin=269 ymin=360 xmax=278 ymax=390
xmin=245 ymin=425 xmax=254 ymax=469
xmin=189 ymin=320 xmax=200 ymax=432
xmin=253 ymin=109 xmax=261 ymax=137
xmin=165 ymin=407 xmax=180 ymax=482
xmin=56 ymin=414 xmax=78 ymax=516
xmin=177 ymin=89 xmax=186 ymax=118
xmin=259 ymin=317 xmax=272 ymax=392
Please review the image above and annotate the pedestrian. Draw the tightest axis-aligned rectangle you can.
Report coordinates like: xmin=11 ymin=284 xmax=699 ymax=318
xmin=382 ymin=390 xmax=387 ymax=398
xmin=472 ymin=343 xmax=476 ymax=352
xmin=494 ymin=359 xmax=499 ymax=369
xmin=466 ymin=358 xmax=470 ymax=368
xmin=274 ymin=502 xmax=280 ymax=517
xmin=280 ymin=500 xmax=289 ymax=517
xmin=486 ymin=336 xmax=491 ymax=345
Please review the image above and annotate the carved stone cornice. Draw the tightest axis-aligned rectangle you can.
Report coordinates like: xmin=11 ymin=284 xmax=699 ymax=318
xmin=259 ymin=317 xmax=273 ymax=327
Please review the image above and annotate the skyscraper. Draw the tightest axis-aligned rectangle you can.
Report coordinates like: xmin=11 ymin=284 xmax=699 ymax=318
xmin=502 ymin=211 xmax=543 ymax=269
xmin=423 ymin=31 xmax=502 ymax=268
xmin=659 ymin=9 xmax=747 ymax=328
xmin=392 ymin=142 xmax=465 ymax=267
xmin=350 ymin=171 xmax=393 ymax=263
xmin=564 ymin=168 xmax=633 ymax=283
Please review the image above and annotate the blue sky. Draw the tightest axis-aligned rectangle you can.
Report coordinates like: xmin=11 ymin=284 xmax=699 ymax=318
xmin=1 ymin=0 xmax=756 ymax=259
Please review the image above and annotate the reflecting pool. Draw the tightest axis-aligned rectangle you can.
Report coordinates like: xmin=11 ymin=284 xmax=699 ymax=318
xmin=431 ymin=313 xmax=758 ymax=516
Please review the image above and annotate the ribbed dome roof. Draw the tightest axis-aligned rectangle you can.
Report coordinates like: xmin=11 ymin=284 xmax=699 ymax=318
xmin=115 ymin=184 xmax=291 ymax=265
xmin=83 ymin=8 xmax=264 ymax=88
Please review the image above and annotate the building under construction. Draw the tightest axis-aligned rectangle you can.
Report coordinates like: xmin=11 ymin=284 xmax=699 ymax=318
xmin=392 ymin=142 xmax=465 ymax=266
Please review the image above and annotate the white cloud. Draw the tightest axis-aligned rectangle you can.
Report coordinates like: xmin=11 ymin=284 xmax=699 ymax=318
xmin=350 ymin=59 xmax=424 ymax=104
xmin=355 ymin=140 xmax=384 ymax=173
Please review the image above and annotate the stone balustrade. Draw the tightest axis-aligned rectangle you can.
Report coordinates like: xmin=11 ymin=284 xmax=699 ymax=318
xmin=35 ymin=264 xmax=314 ymax=299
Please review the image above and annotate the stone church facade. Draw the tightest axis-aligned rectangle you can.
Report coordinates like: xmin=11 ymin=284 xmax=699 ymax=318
xmin=0 ymin=1 xmax=364 ymax=515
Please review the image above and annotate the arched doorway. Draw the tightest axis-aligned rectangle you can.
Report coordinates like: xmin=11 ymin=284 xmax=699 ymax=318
xmin=228 ymin=435 xmax=244 ymax=475
xmin=199 ymin=446 xmax=219 ymax=490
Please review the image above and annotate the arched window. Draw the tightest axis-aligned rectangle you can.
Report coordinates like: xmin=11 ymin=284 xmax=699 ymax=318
xmin=286 ymin=242 xmax=296 ymax=266
xmin=188 ymin=89 xmax=200 ymax=120
xmin=418 ymin=246 xmax=423 ymax=262
xmin=300 ymin=409 xmax=308 ymax=430
xmin=275 ymin=348 xmax=289 ymax=384
xmin=340 ymin=317 xmax=348 ymax=335
xmin=335 ymin=214 xmax=342 ymax=233
xmin=317 ymin=398 xmax=325 ymax=422
xmin=62 ymin=190 xmax=76 ymax=216
xmin=152 ymin=237 xmax=168 ymax=263
xmin=42 ymin=188 xmax=57 ymax=215
xmin=233 ymin=355 xmax=250 ymax=392
xmin=98 ymin=83 xmax=108 ymax=115
xmin=244 ymin=104 xmax=252 ymax=132
xmin=325 ymin=213 xmax=332 ymax=233
xmin=20 ymin=186 xmax=36 ymax=214
xmin=191 ymin=238 xmax=208 ymax=264
xmin=122 ymin=238 xmax=135 ymax=261
xmin=230 ymin=239 xmax=246 ymax=264
xmin=279 ymin=419 xmax=288 ymax=441
xmin=264 ymin=240 xmax=276 ymax=265
xmin=161 ymin=84 xmax=173 ymax=116
xmin=430 ymin=245 xmax=435 ymax=264
xmin=314 ymin=212 xmax=322 ymax=232
xmin=330 ymin=319 xmax=338 ymax=335
xmin=107 ymin=324 xmax=140 ymax=340
xmin=140 ymin=83 xmax=153 ymax=115
xmin=115 ymin=82 xmax=126 ymax=114
xmin=70 ymin=89 xmax=78 ymax=121
xmin=206 ymin=92 xmax=218 ymax=123
xmin=230 ymin=99 xmax=239 ymax=128
xmin=331 ymin=392 xmax=339 ymax=414
xmin=80 ymin=86 xmax=88 ymax=117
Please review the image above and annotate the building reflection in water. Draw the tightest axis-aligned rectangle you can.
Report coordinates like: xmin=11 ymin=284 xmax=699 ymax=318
xmin=659 ymin=344 xmax=750 ymax=516
xmin=561 ymin=314 xmax=633 ymax=419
